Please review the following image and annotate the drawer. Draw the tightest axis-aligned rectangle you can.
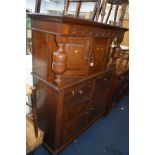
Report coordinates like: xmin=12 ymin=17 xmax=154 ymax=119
xmin=63 ymin=81 xmax=92 ymax=103
xmin=62 ymin=97 xmax=90 ymax=124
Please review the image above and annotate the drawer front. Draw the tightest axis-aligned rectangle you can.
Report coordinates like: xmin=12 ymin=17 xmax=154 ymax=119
xmin=63 ymin=81 xmax=92 ymax=104
xmin=62 ymin=98 xmax=89 ymax=124
xmin=62 ymin=81 xmax=92 ymax=143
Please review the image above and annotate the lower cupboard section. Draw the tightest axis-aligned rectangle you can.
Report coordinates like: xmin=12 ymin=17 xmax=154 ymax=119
xmin=34 ymin=70 xmax=114 ymax=152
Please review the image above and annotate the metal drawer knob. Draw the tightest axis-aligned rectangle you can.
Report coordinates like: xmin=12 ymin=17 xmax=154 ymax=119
xmin=72 ymin=91 xmax=75 ymax=96
xmin=74 ymin=50 xmax=78 ymax=53
xmin=79 ymin=90 xmax=83 ymax=94
xmin=90 ymin=62 xmax=94 ymax=66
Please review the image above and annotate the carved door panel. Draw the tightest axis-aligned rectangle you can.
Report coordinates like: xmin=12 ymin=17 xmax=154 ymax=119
xmin=63 ymin=37 xmax=91 ymax=76
xmin=90 ymin=38 xmax=109 ymax=74
xmin=90 ymin=73 xmax=112 ymax=120
xmin=93 ymin=89 xmax=109 ymax=117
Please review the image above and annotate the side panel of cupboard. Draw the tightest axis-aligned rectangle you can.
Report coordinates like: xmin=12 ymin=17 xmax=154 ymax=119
xmin=32 ymin=30 xmax=56 ymax=80
xmin=33 ymin=77 xmax=58 ymax=148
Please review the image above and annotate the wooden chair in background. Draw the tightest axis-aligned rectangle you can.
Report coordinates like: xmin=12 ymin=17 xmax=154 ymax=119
xmin=26 ymin=84 xmax=44 ymax=154
xmin=33 ymin=0 xmax=128 ymax=27
xmin=64 ymin=0 xmax=128 ymax=27
xmin=64 ymin=0 xmax=97 ymax=18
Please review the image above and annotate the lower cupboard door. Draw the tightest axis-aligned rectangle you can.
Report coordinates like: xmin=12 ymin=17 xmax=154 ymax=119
xmin=62 ymin=113 xmax=86 ymax=143
xmin=93 ymin=89 xmax=109 ymax=117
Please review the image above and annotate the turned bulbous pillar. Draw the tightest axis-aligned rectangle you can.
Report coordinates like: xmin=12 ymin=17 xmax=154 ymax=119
xmin=52 ymin=44 xmax=67 ymax=83
xmin=112 ymin=44 xmax=122 ymax=65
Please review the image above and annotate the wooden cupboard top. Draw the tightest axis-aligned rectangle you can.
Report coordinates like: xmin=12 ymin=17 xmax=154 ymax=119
xmin=27 ymin=13 xmax=128 ymax=32
xmin=32 ymin=68 xmax=114 ymax=91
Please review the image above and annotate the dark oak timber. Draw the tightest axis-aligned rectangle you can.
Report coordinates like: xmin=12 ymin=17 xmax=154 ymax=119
xmin=28 ymin=13 xmax=128 ymax=154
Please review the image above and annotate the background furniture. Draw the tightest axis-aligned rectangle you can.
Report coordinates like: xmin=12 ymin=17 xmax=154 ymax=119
xmin=107 ymin=46 xmax=129 ymax=106
xmin=33 ymin=0 xmax=128 ymax=26
xmin=64 ymin=0 xmax=129 ymax=26
xmin=121 ymin=19 xmax=129 ymax=46
xmin=28 ymin=13 xmax=128 ymax=154
xmin=26 ymin=10 xmax=32 ymax=55
xmin=26 ymin=85 xmax=44 ymax=154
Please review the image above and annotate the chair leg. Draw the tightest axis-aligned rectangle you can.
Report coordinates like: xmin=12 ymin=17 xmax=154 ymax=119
xmin=75 ymin=1 xmax=81 ymax=17
xmin=31 ymin=86 xmax=38 ymax=138
xmin=64 ymin=0 xmax=69 ymax=15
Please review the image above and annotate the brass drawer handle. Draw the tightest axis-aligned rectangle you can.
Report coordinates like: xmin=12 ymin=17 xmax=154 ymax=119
xmin=72 ymin=91 xmax=75 ymax=96
xmin=79 ymin=90 xmax=83 ymax=94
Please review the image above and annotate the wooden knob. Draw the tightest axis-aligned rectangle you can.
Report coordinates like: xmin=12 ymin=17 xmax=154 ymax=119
xmin=79 ymin=90 xmax=83 ymax=94
xmin=72 ymin=91 xmax=75 ymax=96
xmin=112 ymin=45 xmax=121 ymax=59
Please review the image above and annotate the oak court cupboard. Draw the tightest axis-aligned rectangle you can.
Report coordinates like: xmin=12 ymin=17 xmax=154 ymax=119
xmin=28 ymin=13 xmax=128 ymax=154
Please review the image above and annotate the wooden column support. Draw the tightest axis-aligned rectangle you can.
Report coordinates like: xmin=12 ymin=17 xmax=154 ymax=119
xmin=64 ymin=0 xmax=69 ymax=15
xmin=31 ymin=86 xmax=38 ymax=138
xmin=35 ymin=0 xmax=42 ymax=13
xmin=91 ymin=0 xmax=100 ymax=21
xmin=106 ymin=3 xmax=113 ymax=24
xmin=52 ymin=44 xmax=67 ymax=83
xmin=119 ymin=3 xmax=128 ymax=26
xmin=75 ymin=1 xmax=81 ymax=17
xmin=100 ymin=0 xmax=108 ymax=22
xmin=114 ymin=4 xmax=119 ymax=23
xmin=111 ymin=38 xmax=121 ymax=66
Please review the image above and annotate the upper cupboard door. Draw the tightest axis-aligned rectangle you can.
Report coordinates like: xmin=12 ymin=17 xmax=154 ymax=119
xmin=63 ymin=37 xmax=91 ymax=76
xmin=90 ymin=38 xmax=109 ymax=74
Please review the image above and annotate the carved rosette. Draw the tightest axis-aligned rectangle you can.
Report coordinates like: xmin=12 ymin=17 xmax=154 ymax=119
xmin=69 ymin=25 xmax=124 ymax=38
xmin=52 ymin=44 xmax=67 ymax=83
